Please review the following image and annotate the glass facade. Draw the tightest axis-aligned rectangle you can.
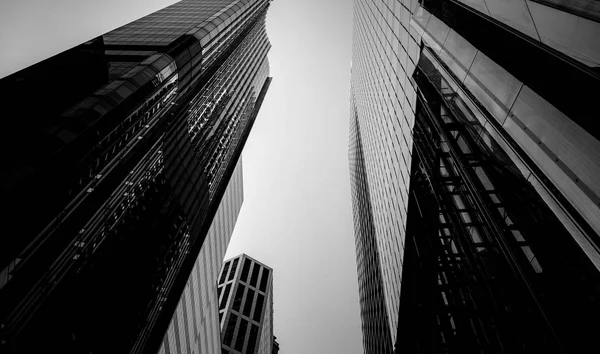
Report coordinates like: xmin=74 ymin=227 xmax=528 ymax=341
xmin=158 ymin=158 xmax=244 ymax=354
xmin=217 ymin=254 xmax=274 ymax=354
xmin=350 ymin=0 xmax=421 ymax=350
xmin=0 ymin=1 xmax=273 ymax=353
xmin=350 ymin=0 xmax=600 ymax=352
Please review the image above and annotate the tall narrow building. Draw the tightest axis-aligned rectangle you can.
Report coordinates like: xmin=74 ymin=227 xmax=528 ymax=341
xmin=0 ymin=1 xmax=273 ymax=353
xmin=157 ymin=157 xmax=244 ymax=354
xmin=349 ymin=0 xmax=600 ymax=352
xmin=217 ymin=254 xmax=274 ymax=354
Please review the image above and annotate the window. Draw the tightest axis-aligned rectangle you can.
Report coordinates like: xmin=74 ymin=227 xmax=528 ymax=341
xmin=219 ymin=261 xmax=230 ymax=284
xmin=253 ymin=294 xmax=264 ymax=322
xmin=249 ymin=264 xmax=260 ymax=287
xmin=246 ymin=325 xmax=259 ymax=354
xmin=228 ymin=258 xmax=239 ymax=281
xmin=234 ymin=319 xmax=248 ymax=351
xmin=243 ymin=289 xmax=255 ymax=317
xmin=232 ymin=284 xmax=245 ymax=312
xmin=240 ymin=258 xmax=251 ymax=282
xmin=219 ymin=283 xmax=232 ymax=310
xmin=223 ymin=314 xmax=237 ymax=346
xmin=259 ymin=268 xmax=270 ymax=292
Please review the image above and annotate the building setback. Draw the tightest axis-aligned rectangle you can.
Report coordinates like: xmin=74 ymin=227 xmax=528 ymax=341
xmin=0 ymin=0 xmax=273 ymax=353
xmin=217 ymin=254 xmax=274 ymax=354
xmin=349 ymin=0 xmax=600 ymax=353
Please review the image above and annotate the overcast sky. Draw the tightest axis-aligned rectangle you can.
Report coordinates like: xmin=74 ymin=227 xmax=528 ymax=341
xmin=0 ymin=0 xmax=362 ymax=352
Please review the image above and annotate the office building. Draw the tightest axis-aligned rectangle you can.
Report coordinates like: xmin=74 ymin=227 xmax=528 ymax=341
xmin=349 ymin=0 xmax=600 ymax=352
xmin=217 ymin=254 xmax=274 ymax=354
xmin=0 ymin=0 xmax=273 ymax=353
xmin=157 ymin=157 xmax=244 ymax=354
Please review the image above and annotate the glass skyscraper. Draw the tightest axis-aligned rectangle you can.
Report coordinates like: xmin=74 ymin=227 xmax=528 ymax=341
xmin=0 ymin=0 xmax=273 ymax=353
xmin=158 ymin=158 xmax=244 ymax=354
xmin=349 ymin=0 xmax=600 ymax=352
xmin=217 ymin=254 xmax=274 ymax=354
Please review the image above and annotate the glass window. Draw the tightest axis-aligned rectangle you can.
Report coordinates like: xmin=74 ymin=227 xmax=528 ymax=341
xmin=438 ymin=30 xmax=477 ymax=82
xmin=223 ymin=314 xmax=237 ymax=346
xmin=249 ymin=264 xmax=260 ymax=287
xmin=474 ymin=166 xmax=494 ymax=191
xmin=467 ymin=51 xmax=522 ymax=116
xmin=232 ymin=284 xmax=245 ymax=312
xmin=253 ymin=294 xmax=264 ymax=322
xmin=228 ymin=258 xmax=239 ymax=281
xmin=246 ymin=325 xmax=259 ymax=353
xmin=456 ymin=0 xmax=490 ymax=16
xmin=219 ymin=261 xmax=230 ymax=284
xmin=463 ymin=76 xmax=508 ymax=125
xmin=511 ymin=86 xmax=600 ymax=200
xmin=425 ymin=14 xmax=450 ymax=47
xmin=234 ymin=319 xmax=248 ymax=351
xmin=412 ymin=5 xmax=431 ymax=31
xmin=240 ymin=258 xmax=251 ymax=282
xmin=219 ymin=283 xmax=232 ymax=310
xmin=483 ymin=0 xmax=539 ymax=40
xmin=259 ymin=268 xmax=270 ymax=292
xmin=521 ymin=246 xmax=543 ymax=273
xmin=504 ymin=115 xmax=600 ymax=236
xmin=243 ymin=289 xmax=255 ymax=317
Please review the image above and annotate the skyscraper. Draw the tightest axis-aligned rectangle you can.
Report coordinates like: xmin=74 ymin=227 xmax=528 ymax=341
xmin=217 ymin=254 xmax=274 ymax=354
xmin=157 ymin=157 xmax=244 ymax=354
xmin=0 ymin=0 xmax=273 ymax=353
xmin=349 ymin=0 xmax=600 ymax=352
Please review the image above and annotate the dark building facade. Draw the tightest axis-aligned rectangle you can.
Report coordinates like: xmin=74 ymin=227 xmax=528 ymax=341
xmin=0 ymin=1 xmax=272 ymax=353
xmin=349 ymin=0 xmax=600 ymax=353
xmin=217 ymin=254 xmax=274 ymax=354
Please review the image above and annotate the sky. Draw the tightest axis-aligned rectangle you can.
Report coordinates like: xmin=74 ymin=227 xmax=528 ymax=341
xmin=0 ymin=0 xmax=361 ymax=353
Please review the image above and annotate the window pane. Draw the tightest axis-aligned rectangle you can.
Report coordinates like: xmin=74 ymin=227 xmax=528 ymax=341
xmin=259 ymin=268 xmax=270 ymax=292
xmin=249 ymin=264 xmax=260 ymax=287
xmin=253 ymin=294 xmax=264 ymax=322
xmin=243 ymin=289 xmax=255 ymax=317
xmin=234 ymin=319 xmax=248 ymax=352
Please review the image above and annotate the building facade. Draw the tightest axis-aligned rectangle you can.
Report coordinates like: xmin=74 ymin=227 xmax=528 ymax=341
xmin=157 ymin=157 xmax=244 ymax=354
xmin=0 ymin=1 xmax=273 ymax=353
xmin=349 ymin=0 xmax=600 ymax=352
xmin=217 ymin=254 xmax=274 ymax=354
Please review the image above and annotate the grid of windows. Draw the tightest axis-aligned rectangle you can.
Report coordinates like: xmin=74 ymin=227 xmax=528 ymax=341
xmin=218 ymin=254 xmax=273 ymax=354
xmin=350 ymin=0 xmax=422 ymax=349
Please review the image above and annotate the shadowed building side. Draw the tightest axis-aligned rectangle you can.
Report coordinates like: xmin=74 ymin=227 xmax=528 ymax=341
xmin=349 ymin=0 xmax=600 ymax=352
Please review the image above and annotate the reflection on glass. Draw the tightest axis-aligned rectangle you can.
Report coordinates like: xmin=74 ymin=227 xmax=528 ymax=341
xmin=468 ymin=52 xmax=522 ymax=112
xmin=457 ymin=0 xmax=490 ymax=16
xmin=528 ymin=1 xmax=600 ymax=67
xmin=425 ymin=13 xmax=450 ymax=46
xmin=485 ymin=0 xmax=540 ymax=40
xmin=510 ymin=86 xmax=600 ymax=198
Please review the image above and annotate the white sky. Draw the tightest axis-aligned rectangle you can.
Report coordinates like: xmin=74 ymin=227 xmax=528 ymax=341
xmin=0 ymin=0 xmax=362 ymax=352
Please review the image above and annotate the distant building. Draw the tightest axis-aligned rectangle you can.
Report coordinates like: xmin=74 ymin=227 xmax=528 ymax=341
xmin=218 ymin=254 xmax=274 ymax=354
xmin=349 ymin=0 xmax=600 ymax=352
xmin=272 ymin=336 xmax=280 ymax=354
